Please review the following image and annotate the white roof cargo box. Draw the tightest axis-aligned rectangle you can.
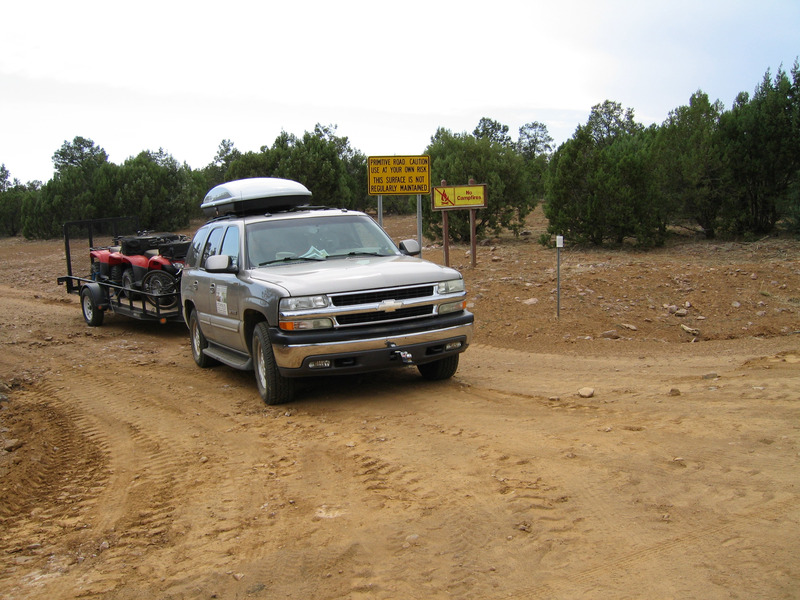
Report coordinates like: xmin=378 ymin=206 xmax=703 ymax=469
xmin=201 ymin=177 xmax=312 ymax=217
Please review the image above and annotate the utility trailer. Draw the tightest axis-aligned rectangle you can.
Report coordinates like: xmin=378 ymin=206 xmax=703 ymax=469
xmin=57 ymin=217 xmax=186 ymax=326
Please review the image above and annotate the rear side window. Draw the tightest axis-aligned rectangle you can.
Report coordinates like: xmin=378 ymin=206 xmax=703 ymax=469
xmin=201 ymin=227 xmax=225 ymax=268
xmin=186 ymin=226 xmax=210 ymax=268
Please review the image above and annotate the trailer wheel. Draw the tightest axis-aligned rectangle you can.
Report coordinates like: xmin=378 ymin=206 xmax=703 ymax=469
xmin=80 ymin=286 xmax=104 ymax=327
xmin=189 ymin=310 xmax=218 ymax=368
xmin=252 ymin=322 xmax=294 ymax=405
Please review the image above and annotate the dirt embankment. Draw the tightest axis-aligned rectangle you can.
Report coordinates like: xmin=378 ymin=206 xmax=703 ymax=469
xmin=0 ymin=213 xmax=798 ymax=599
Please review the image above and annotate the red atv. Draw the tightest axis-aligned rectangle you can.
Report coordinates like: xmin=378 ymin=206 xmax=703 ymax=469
xmin=90 ymin=231 xmax=190 ymax=310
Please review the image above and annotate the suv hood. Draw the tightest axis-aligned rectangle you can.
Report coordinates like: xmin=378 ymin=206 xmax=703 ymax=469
xmin=248 ymin=255 xmax=461 ymax=296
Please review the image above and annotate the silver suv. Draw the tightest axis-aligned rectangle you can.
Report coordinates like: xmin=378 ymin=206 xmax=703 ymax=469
xmin=181 ymin=178 xmax=473 ymax=404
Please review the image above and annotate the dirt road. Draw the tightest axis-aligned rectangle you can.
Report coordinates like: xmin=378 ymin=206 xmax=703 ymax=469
xmin=1 ymin=217 xmax=798 ymax=599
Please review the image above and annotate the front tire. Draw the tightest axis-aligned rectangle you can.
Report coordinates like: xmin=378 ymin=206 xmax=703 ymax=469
xmin=252 ymin=322 xmax=294 ymax=405
xmin=418 ymin=354 xmax=460 ymax=381
xmin=189 ymin=310 xmax=218 ymax=368
xmin=80 ymin=286 xmax=104 ymax=327
xmin=142 ymin=270 xmax=178 ymax=309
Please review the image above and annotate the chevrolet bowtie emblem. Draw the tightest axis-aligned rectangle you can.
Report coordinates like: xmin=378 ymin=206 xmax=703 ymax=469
xmin=378 ymin=299 xmax=403 ymax=312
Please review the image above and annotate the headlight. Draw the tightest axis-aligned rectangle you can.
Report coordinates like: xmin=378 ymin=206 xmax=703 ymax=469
xmin=280 ymin=295 xmax=330 ymax=311
xmin=437 ymin=279 xmax=465 ymax=294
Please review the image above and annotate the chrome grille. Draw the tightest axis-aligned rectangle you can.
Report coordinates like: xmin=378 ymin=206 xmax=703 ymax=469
xmin=336 ymin=305 xmax=434 ymax=326
xmin=331 ymin=285 xmax=435 ymax=307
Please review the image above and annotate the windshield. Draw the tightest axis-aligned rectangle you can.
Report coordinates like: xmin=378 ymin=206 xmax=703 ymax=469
xmin=245 ymin=214 xmax=400 ymax=268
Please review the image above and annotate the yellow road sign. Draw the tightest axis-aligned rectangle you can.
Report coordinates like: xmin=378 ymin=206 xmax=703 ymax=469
xmin=432 ymin=184 xmax=487 ymax=210
xmin=368 ymin=155 xmax=430 ymax=195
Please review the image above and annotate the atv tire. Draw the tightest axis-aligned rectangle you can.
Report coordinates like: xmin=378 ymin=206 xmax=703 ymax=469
xmin=121 ymin=267 xmax=140 ymax=300
xmin=110 ymin=265 xmax=123 ymax=284
xmin=142 ymin=270 xmax=179 ymax=310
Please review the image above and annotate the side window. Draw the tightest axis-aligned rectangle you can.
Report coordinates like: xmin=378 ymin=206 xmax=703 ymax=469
xmin=186 ymin=226 xmax=210 ymax=268
xmin=201 ymin=226 xmax=224 ymax=268
xmin=220 ymin=226 xmax=240 ymax=268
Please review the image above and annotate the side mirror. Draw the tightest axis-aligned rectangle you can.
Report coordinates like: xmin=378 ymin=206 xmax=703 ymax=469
xmin=399 ymin=239 xmax=421 ymax=256
xmin=205 ymin=254 xmax=237 ymax=273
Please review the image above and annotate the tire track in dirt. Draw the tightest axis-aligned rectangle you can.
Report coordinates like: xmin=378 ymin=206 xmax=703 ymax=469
xmin=156 ymin=389 xmax=495 ymax=598
xmin=332 ymin=369 xmax=797 ymax=600
xmin=185 ymin=414 xmax=374 ymax=599
xmin=0 ymin=387 xmax=108 ymax=522
xmin=452 ymin=347 xmax=800 ymax=599
xmin=1 ymin=365 xmax=209 ymax=597
xmin=0 ymin=381 xmax=113 ymax=594
xmin=53 ymin=364 xmax=273 ymax=597
xmin=224 ymin=381 xmax=586 ymax=599
xmin=401 ymin=385 xmax=591 ymax=598
xmin=295 ymin=413 xmax=500 ymax=598
xmin=514 ymin=492 xmax=799 ymax=599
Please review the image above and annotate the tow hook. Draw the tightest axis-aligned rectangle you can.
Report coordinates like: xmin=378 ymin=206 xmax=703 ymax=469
xmin=387 ymin=341 xmax=413 ymax=364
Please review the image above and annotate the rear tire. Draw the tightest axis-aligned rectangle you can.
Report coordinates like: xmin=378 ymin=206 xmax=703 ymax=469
xmin=121 ymin=267 xmax=139 ymax=300
xmin=110 ymin=264 xmax=123 ymax=283
xmin=418 ymin=354 xmax=459 ymax=381
xmin=252 ymin=322 xmax=294 ymax=405
xmin=189 ymin=310 xmax=218 ymax=368
xmin=80 ymin=287 xmax=104 ymax=327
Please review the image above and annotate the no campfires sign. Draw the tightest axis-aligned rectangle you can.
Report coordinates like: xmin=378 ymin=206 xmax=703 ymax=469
xmin=368 ymin=155 xmax=430 ymax=195
xmin=432 ymin=179 xmax=487 ymax=269
xmin=432 ymin=184 xmax=487 ymax=210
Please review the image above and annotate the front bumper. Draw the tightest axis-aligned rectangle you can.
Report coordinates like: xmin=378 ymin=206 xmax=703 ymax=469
xmin=270 ymin=312 xmax=473 ymax=375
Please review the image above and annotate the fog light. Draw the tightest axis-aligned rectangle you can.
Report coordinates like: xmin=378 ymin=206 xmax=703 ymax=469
xmin=439 ymin=300 xmax=466 ymax=315
xmin=309 ymin=359 xmax=332 ymax=369
xmin=445 ymin=341 xmax=462 ymax=351
xmin=280 ymin=317 xmax=333 ymax=331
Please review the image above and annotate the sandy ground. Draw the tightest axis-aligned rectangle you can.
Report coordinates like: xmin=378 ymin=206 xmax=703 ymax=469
xmin=0 ymin=211 xmax=798 ymax=599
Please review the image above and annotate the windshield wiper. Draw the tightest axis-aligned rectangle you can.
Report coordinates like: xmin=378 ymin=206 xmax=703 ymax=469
xmin=328 ymin=251 xmax=385 ymax=258
xmin=258 ymin=256 xmax=326 ymax=266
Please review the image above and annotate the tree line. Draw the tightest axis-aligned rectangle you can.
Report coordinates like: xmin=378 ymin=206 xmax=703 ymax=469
xmin=1 ymin=63 xmax=797 ymax=246
xmin=546 ymin=64 xmax=800 ymax=245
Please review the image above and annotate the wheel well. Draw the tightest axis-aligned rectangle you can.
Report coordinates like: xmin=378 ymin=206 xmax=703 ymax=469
xmin=243 ymin=309 xmax=269 ymax=353
xmin=183 ymin=300 xmax=196 ymax=324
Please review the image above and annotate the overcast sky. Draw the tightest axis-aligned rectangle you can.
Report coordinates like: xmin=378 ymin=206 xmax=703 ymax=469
xmin=2 ymin=0 xmax=798 ymax=184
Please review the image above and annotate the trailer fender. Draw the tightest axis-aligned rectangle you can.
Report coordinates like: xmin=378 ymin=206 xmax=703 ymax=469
xmin=81 ymin=281 xmax=110 ymax=310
